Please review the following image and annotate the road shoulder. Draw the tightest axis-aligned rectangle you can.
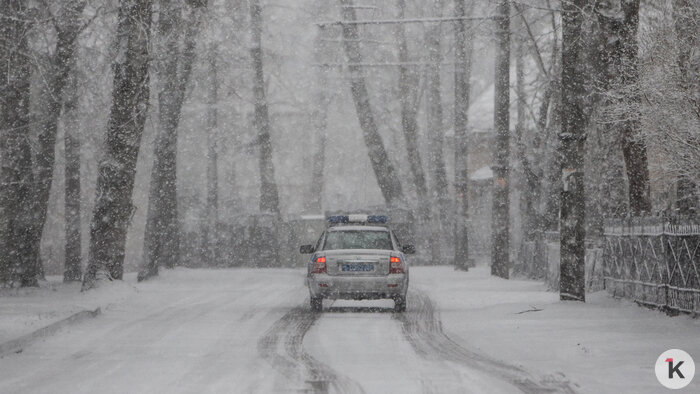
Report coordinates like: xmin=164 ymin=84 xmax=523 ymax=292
xmin=413 ymin=265 xmax=700 ymax=394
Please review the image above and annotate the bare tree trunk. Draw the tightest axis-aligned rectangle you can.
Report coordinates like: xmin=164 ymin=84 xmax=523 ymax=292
xmin=514 ymin=13 xmax=529 ymax=263
xmin=250 ymin=0 xmax=281 ymax=215
xmin=587 ymin=110 xmax=628 ymax=239
xmin=491 ymin=0 xmax=511 ymax=279
xmin=63 ymin=63 xmax=82 ymax=282
xmin=204 ymin=45 xmax=219 ymax=265
xmin=83 ymin=0 xmax=153 ymax=289
xmin=339 ymin=0 xmax=404 ymax=207
xmin=514 ymin=18 xmax=525 ymax=194
xmin=672 ymin=0 xmax=699 ymax=213
xmin=26 ymin=0 xmax=87 ymax=285
xmin=559 ymin=0 xmax=588 ymax=302
xmin=0 ymin=0 xmax=36 ymax=286
xmin=140 ymin=0 xmax=203 ymax=281
xmin=395 ymin=0 xmax=436 ymax=262
xmin=517 ymin=5 xmax=559 ymax=254
xmin=425 ymin=0 xmax=450 ymax=248
xmin=590 ymin=8 xmax=628 ymax=226
xmin=618 ymin=0 xmax=650 ymax=214
xmin=396 ymin=1 xmax=426 ymax=202
xmin=512 ymin=7 xmax=543 ymax=247
xmin=453 ymin=0 xmax=475 ymax=270
xmin=24 ymin=1 xmax=87 ymax=283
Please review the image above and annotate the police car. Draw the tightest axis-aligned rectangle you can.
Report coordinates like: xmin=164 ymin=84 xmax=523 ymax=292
xmin=299 ymin=214 xmax=415 ymax=312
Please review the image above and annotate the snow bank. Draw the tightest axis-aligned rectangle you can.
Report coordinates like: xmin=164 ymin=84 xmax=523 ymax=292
xmin=0 ymin=274 xmax=138 ymax=344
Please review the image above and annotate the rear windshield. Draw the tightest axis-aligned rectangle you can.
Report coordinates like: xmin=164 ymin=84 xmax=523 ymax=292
xmin=322 ymin=230 xmax=393 ymax=250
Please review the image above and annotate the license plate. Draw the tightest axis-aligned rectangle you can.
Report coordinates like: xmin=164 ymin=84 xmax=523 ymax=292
xmin=341 ymin=263 xmax=374 ymax=272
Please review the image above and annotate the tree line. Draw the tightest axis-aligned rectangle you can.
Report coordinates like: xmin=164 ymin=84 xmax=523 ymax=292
xmin=1 ymin=0 xmax=697 ymax=295
xmin=0 ymin=0 xmax=280 ymax=288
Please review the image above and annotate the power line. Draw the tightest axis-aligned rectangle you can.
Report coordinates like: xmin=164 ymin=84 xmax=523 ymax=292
xmin=315 ymin=15 xmax=497 ymax=28
xmin=313 ymin=61 xmax=468 ymax=68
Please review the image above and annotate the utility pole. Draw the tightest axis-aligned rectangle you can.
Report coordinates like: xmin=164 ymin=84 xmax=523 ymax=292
xmin=491 ymin=0 xmax=510 ymax=279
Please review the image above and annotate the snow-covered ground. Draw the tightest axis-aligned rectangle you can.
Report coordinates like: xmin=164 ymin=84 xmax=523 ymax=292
xmin=411 ymin=266 xmax=700 ymax=394
xmin=0 ymin=269 xmax=307 ymax=393
xmin=0 ymin=274 xmax=138 ymax=344
xmin=0 ymin=265 xmax=698 ymax=393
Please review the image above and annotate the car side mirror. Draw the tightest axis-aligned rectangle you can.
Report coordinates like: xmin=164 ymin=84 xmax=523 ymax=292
xmin=402 ymin=244 xmax=416 ymax=255
xmin=299 ymin=244 xmax=315 ymax=254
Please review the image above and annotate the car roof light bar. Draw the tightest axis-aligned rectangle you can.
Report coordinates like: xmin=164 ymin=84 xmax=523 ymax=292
xmin=326 ymin=214 xmax=389 ymax=224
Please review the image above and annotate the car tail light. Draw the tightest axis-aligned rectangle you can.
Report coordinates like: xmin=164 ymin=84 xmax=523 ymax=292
xmin=389 ymin=256 xmax=404 ymax=274
xmin=312 ymin=256 xmax=327 ymax=274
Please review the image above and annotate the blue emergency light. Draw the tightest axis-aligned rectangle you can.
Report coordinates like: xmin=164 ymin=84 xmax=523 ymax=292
xmin=367 ymin=215 xmax=388 ymax=223
xmin=326 ymin=214 xmax=388 ymax=224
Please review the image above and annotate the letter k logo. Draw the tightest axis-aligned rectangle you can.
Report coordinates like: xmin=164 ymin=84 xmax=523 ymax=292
xmin=666 ymin=358 xmax=685 ymax=379
xmin=657 ymin=350 xmax=694 ymax=389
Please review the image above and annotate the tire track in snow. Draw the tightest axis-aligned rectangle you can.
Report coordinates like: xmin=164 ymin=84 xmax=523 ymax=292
xmin=258 ymin=303 xmax=365 ymax=394
xmin=396 ymin=289 xmax=579 ymax=394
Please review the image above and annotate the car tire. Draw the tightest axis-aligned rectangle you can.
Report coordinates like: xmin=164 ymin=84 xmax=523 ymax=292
xmin=393 ymin=296 xmax=406 ymax=313
xmin=310 ymin=296 xmax=323 ymax=312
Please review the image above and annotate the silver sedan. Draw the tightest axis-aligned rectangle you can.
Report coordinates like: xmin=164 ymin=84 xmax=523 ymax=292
xmin=300 ymin=225 xmax=415 ymax=312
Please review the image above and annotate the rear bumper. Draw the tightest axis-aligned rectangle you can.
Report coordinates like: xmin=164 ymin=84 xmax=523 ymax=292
xmin=307 ymin=273 xmax=407 ymax=300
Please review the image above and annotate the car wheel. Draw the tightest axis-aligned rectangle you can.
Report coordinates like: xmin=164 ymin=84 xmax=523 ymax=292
xmin=310 ymin=296 xmax=323 ymax=312
xmin=393 ymin=296 xmax=406 ymax=313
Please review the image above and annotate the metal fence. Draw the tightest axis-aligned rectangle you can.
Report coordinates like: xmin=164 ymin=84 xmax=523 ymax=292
xmin=516 ymin=231 xmax=605 ymax=292
xmin=603 ymin=216 xmax=700 ymax=315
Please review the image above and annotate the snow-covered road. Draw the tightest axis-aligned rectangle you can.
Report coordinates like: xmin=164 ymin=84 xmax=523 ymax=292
xmin=0 ymin=269 xmax=307 ymax=393
xmin=0 ymin=268 xmax=577 ymax=394
xmin=4 ymin=266 xmax=698 ymax=393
